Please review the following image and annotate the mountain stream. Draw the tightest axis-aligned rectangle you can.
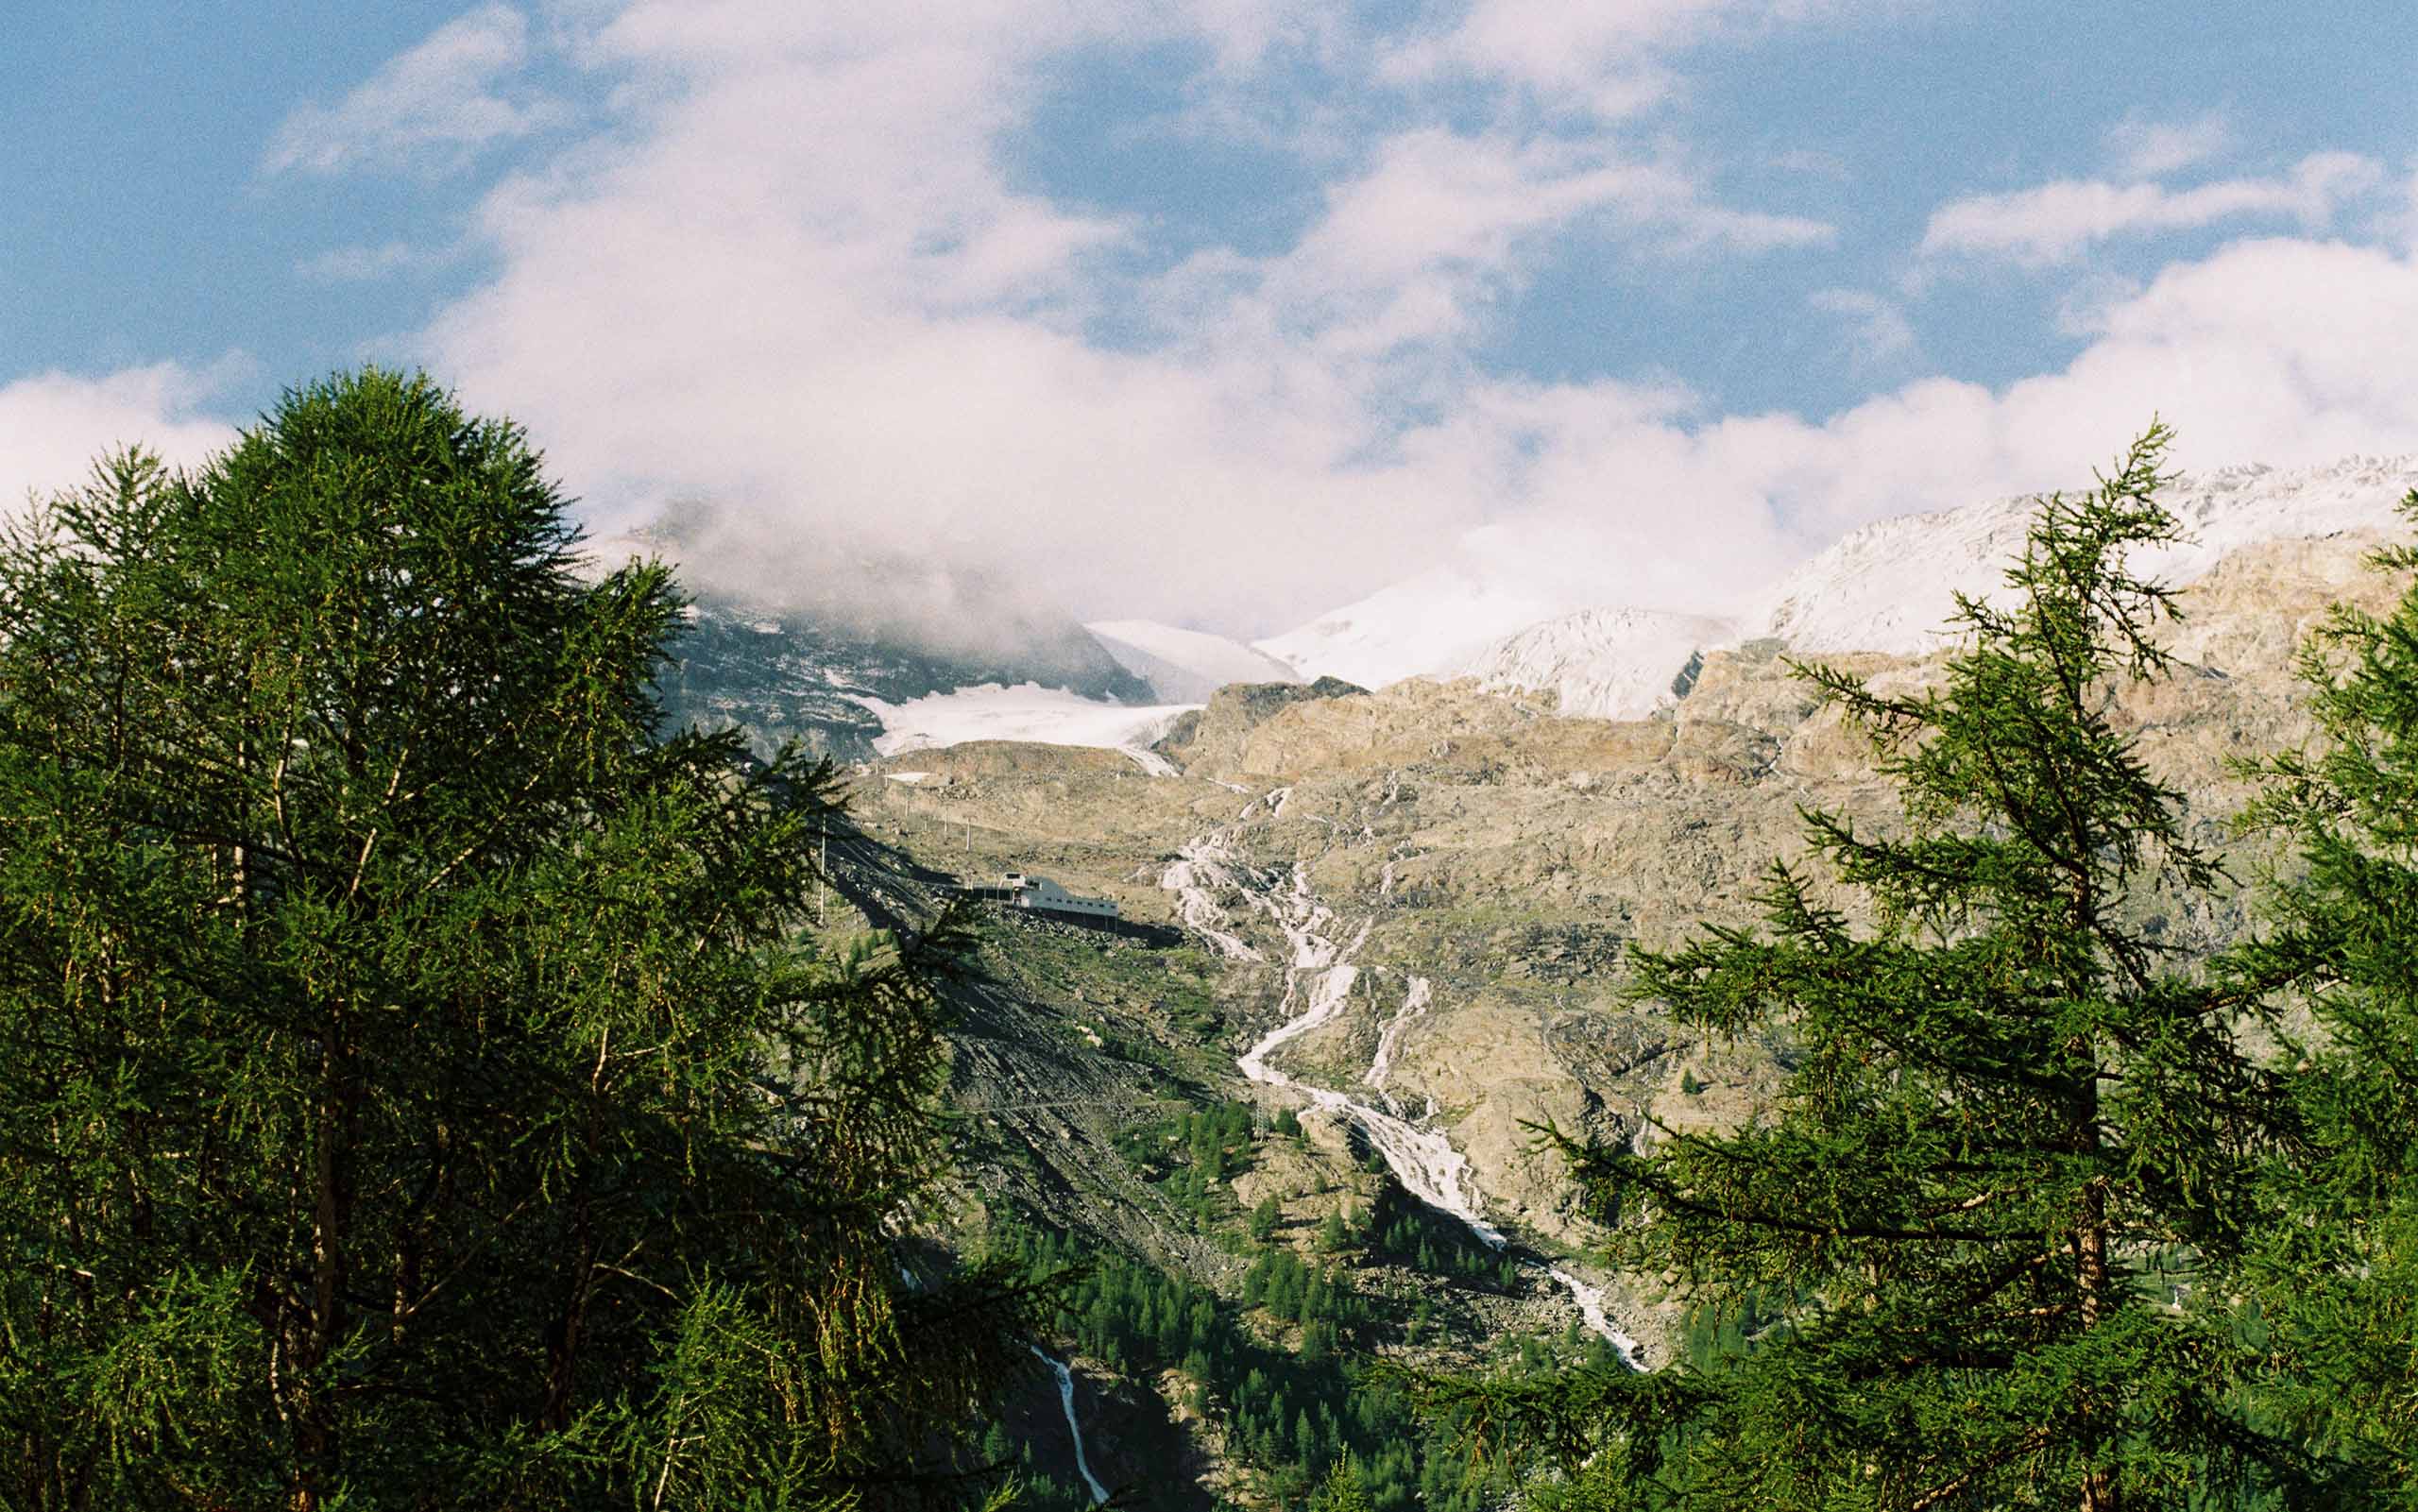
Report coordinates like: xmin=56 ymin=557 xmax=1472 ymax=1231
xmin=1028 ymin=1344 xmax=1110 ymax=1504
xmin=1162 ymin=795 xmax=1642 ymax=1368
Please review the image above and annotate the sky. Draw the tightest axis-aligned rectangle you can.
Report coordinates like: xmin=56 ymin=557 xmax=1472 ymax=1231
xmin=5 ymin=0 xmax=2416 ymax=640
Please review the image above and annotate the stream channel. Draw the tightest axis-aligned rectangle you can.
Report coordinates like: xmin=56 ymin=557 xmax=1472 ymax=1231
xmin=1161 ymin=791 xmax=1643 ymax=1368
xmin=1028 ymin=1344 xmax=1110 ymax=1504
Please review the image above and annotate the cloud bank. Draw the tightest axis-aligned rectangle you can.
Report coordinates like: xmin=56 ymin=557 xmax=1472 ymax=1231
xmin=21 ymin=3 xmax=2412 ymax=658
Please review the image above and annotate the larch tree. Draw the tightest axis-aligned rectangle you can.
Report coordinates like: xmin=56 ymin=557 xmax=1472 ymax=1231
xmin=1432 ymin=425 xmax=2307 ymax=1510
xmin=0 ymin=369 xmax=1033 ymax=1511
xmin=2235 ymin=489 xmax=2418 ymax=1504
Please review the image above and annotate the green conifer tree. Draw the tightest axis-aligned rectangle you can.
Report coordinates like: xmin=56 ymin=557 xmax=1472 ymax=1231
xmin=1310 ymin=1453 xmax=1376 ymax=1512
xmin=0 ymin=369 xmax=1033 ymax=1510
xmin=1251 ymin=1193 xmax=1284 ymax=1243
xmin=1432 ymin=426 xmax=2303 ymax=1509
xmin=2235 ymin=488 xmax=2418 ymax=1503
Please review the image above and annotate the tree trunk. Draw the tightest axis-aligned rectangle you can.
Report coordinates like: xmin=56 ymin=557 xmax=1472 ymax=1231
xmin=2077 ymin=1077 xmax=2114 ymax=1512
xmin=294 ymin=1030 xmax=352 ymax=1512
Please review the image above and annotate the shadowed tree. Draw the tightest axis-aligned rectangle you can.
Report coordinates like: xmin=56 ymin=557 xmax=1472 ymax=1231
xmin=1423 ymin=425 xmax=2310 ymax=1510
xmin=0 ymin=369 xmax=1034 ymax=1510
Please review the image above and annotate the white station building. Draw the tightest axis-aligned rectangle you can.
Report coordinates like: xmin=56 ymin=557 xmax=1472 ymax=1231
xmin=999 ymin=872 xmax=1121 ymax=920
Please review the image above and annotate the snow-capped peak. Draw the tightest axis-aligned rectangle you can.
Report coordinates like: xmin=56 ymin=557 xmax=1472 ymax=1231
xmin=1085 ymin=619 xmax=1299 ymax=703
xmin=1455 ymin=607 xmax=1738 ymax=721
xmin=1247 ymin=451 xmax=2418 ymax=722
xmin=1251 ymin=565 xmax=1573 ymax=690
xmin=1745 ymin=452 xmax=2418 ymax=656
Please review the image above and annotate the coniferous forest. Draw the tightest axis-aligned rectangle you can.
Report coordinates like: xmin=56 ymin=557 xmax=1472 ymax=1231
xmin=4 ymin=372 xmax=2416 ymax=1508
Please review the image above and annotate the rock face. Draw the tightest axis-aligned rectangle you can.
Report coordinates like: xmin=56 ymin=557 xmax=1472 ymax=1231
xmin=1151 ymin=677 xmax=1370 ymax=774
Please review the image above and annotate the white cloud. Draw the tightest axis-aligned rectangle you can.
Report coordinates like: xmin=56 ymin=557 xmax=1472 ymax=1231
xmin=1920 ymin=150 xmax=2385 ymax=266
xmin=2380 ymin=162 xmax=2418 ymax=255
xmin=365 ymin=0 xmax=2418 ymax=649
xmin=1410 ymin=235 xmax=2418 ymax=625
xmin=419 ymin=2 xmax=1423 ymax=633
xmin=2106 ymin=110 xmax=2232 ymax=179
xmin=1383 ymin=0 xmax=1767 ymax=116
xmin=401 ymin=3 xmax=1841 ymax=635
xmin=2048 ymin=269 xmax=2144 ymax=338
xmin=1810 ymin=288 xmax=1917 ymax=364
xmin=264 ymin=5 xmax=568 ymax=177
xmin=0 ymin=365 xmax=240 ymax=519
xmin=1378 ymin=0 xmax=1899 ymax=118
xmin=1222 ymin=129 xmax=1831 ymax=359
xmin=298 ymin=240 xmax=466 ymax=282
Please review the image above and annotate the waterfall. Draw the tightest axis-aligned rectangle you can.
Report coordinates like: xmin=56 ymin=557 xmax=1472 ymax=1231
xmin=1028 ymin=1345 xmax=1110 ymax=1505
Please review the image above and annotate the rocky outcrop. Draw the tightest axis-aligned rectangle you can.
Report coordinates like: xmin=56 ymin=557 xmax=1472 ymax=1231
xmin=1152 ymin=677 xmax=1369 ymax=774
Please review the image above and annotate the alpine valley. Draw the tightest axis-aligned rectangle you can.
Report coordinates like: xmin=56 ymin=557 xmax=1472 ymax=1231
xmin=633 ymin=452 xmax=2418 ymax=1510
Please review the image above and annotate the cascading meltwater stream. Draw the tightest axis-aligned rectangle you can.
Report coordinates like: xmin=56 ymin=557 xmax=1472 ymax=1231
xmin=1163 ymin=797 xmax=1643 ymax=1368
xmin=1028 ymin=1345 xmax=1110 ymax=1505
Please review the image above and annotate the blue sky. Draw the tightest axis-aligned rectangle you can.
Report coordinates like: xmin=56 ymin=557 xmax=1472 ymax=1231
xmin=5 ymin=1 xmax=2415 ymax=636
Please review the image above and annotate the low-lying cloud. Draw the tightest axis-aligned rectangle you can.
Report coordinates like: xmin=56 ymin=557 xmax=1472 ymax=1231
xmin=0 ymin=365 xmax=240 ymax=521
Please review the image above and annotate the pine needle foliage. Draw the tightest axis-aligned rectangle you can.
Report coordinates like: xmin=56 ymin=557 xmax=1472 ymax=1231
xmin=1435 ymin=425 xmax=2306 ymax=1510
xmin=0 ymin=370 xmax=1034 ymax=1511
xmin=2233 ymin=489 xmax=2418 ymax=1504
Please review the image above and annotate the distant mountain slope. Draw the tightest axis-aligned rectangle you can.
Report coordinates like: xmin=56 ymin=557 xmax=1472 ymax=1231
xmin=655 ymin=601 xmax=1154 ymax=761
xmin=582 ymin=525 xmax=1154 ymax=761
xmin=614 ymin=452 xmax=2418 ymax=763
xmin=1455 ymin=607 xmax=1739 ymax=721
xmin=1086 ymin=620 xmax=1298 ymax=703
xmin=1744 ymin=454 xmax=2418 ymax=654
xmin=1254 ymin=453 xmax=2418 ymax=706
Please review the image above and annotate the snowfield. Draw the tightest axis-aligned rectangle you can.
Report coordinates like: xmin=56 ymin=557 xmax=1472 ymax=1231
xmin=1455 ymin=606 xmax=1739 ymax=722
xmin=863 ymin=683 xmax=1198 ymax=773
xmin=1252 ymin=564 xmax=1573 ymax=690
xmin=1085 ymin=619 xmax=1298 ymax=703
